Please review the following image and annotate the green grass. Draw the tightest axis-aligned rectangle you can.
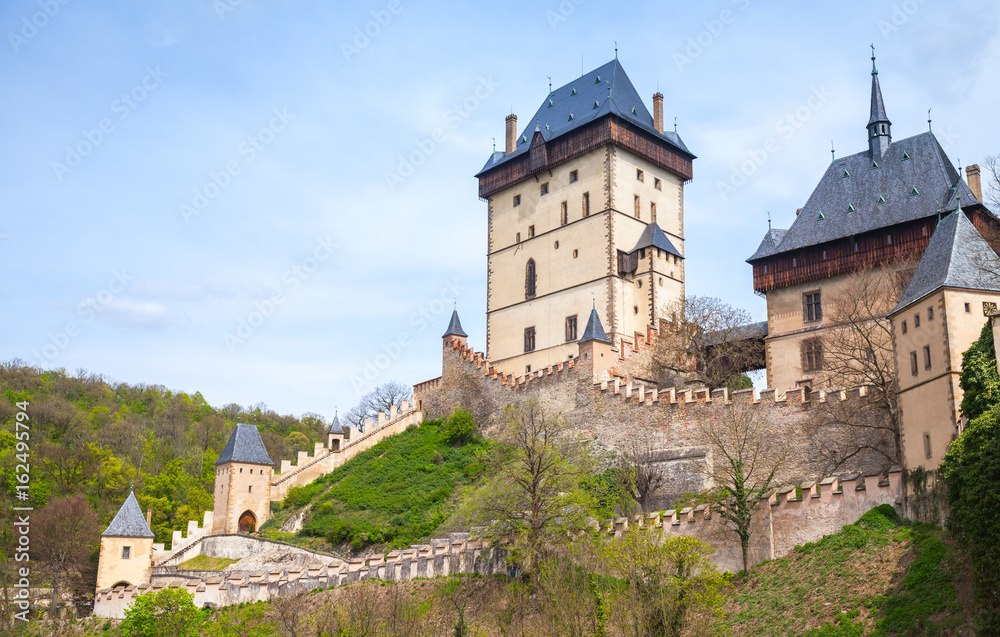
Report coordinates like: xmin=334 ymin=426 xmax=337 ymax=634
xmin=277 ymin=415 xmax=489 ymax=552
xmin=727 ymin=505 xmax=970 ymax=636
xmin=175 ymin=554 xmax=238 ymax=571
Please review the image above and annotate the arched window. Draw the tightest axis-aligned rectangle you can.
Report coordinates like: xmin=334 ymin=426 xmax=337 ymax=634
xmin=525 ymin=259 xmax=536 ymax=299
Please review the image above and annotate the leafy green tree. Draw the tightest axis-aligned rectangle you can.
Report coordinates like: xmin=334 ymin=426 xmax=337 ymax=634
xmin=440 ymin=408 xmax=476 ymax=444
xmin=959 ymin=319 xmax=1000 ymax=421
xmin=203 ymin=603 xmax=276 ymax=637
xmin=120 ymin=588 xmax=203 ymax=637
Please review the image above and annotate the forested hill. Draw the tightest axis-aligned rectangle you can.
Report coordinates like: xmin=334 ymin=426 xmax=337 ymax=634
xmin=0 ymin=361 xmax=327 ymax=542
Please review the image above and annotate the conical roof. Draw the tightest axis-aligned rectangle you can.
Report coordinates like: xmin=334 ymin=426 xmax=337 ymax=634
xmin=579 ymin=307 xmax=612 ymax=344
xmin=893 ymin=211 xmax=1000 ymax=313
xmin=630 ymin=222 xmax=683 ymax=257
xmin=216 ymin=423 xmax=274 ymax=466
xmin=102 ymin=490 xmax=154 ymax=538
xmin=442 ymin=309 xmax=468 ymax=338
xmin=327 ymin=413 xmax=344 ymax=434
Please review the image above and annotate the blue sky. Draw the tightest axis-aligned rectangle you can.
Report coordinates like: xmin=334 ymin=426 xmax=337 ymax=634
xmin=3 ymin=0 xmax=999 ymax=420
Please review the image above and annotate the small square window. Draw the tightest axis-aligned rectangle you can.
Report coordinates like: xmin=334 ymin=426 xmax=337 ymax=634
xmin=654 ymin=177 xmax=662 ymax=190
xmin=636 ymin=168 xmax=644 ymax=182
xmin=122 ymin=546 xmax=131 ymax=559
xmin=513 ymin=194 xmax=521 ymax=207
xmin=540 ymin=182 xmax=549 ymax=196
xmin=249 ymin=485 xmax=253 ymax=493
xmin=965 ymin=303 xmax=971 ymax=313
xmin=569 ymin=170 xmax=578 ymax=183
xmin=633 ymin=306 xmax=639 ymax=315
xmin=528 ymin=225 xmax=535 ymax=238
xmin=526 ymin=365 xmax=531 ymax=374
xmin=572 ymin=249 xmax=578 ymax=258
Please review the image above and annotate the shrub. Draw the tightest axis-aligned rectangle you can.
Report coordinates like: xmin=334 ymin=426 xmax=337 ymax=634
xmin=120 ymin=588 xmax=203 ymax=637
xmin=441 ymin=408 xmax=476 ymax=444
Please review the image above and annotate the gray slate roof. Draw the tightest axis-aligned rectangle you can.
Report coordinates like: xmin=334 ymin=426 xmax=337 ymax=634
xmin=748 ymin=228 xmax=788 ymax=261
xmin=477 ymin=59 xmax=692 ymax=176
xmin=579 ymin=308 xmax=612 ymax=344
xmin=102 ymin=490 xmax=154 ymax=538
xmin=631 ymin=222 xmax=683 ymax=257
xmin=892 ymin=211 xmax=1000 ymax=313
xmin=326 ymin=414 xmax=343 ymax=434
xmin=868 ymin=68 xmax=890 ymax=128
xmin=442 ymin=309 xmax=468 ymax=338
xmin=747 ymin=132 xmax=979 ymax=261
xmin=216 ymin=423 xmax=274 ymax=466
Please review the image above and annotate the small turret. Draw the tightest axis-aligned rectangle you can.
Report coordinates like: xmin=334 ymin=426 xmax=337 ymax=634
xmin=577 ymin=306 xmax=614 ymax=380
xmin=96 ymin=490 xmax=155 ymax=591
xmin=867 ymin=47 xmax=892 ymax=158
xmin=443 ymin=308 xmax=468 ymax=348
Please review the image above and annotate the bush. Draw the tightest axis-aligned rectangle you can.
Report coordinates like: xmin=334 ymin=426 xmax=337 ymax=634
xmin=120 ymin=588 xmax=203 ymax=637
xmin=440 ymin=408 xmax=476 ymax=444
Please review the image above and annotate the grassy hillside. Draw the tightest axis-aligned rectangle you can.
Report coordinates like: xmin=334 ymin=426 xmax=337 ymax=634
xmin=265 ymin=411 xmax=490 ymax=552
xmin=726 ymin=505 xmax=974 ymax=636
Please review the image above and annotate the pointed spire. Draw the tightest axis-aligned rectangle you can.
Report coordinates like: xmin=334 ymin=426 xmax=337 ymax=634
xmin=102 ymin=490 xmax=155 ymax=538
xmin=579 ymin=307 xmax=612 ymax=344
xmin=867 ymin=46 xmax=892 ymax=158
xmin=216 ymin=423 xmax=273 ymax=466
xmin=442 ymin=309 xmax=468 ymax=338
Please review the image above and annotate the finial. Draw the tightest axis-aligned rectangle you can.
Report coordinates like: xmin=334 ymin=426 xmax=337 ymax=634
xmin=870 ymin=43 xmax=877 ymax=75
xmin=767 ymin=211 xmax=771 ymax=231
xmin=614 ymin=41 xmax=618 ymax=60
xmin=591 ymin=291 xmax=596 ymax=309
xmin=831 ymin=140 xmax=835 ymax=163
xmin=492 ymin=137 xmax=495 ymax=153
xmin=548 ymin=76 xmax=552 ymax=94
xmin=928 ymin=108 xmax=932 ymax=131
xmin=674 ymin=116 xmax=677 ymax=133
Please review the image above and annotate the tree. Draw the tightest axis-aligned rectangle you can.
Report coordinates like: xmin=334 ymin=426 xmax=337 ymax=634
xmin=809 ymin=259 xmax=914 ymax=470
xmin=344 ymin=381 xmax=413 ymax=431
xmin=616 ymin=432 xmax=668 ymax=513
xmin=983 ymin=154 xmax=1000 ymax=211
xmin=120 ymin=588 xmax=203 ymax=637
xmin=959 ymin=319 xmax=1000 ymax=421
xmin=476 ymin=400 xmax=594 ymax=573
xmin=651 ymin=296 xmax=764 ymax=390
xmin=33 ymin=494 xmax=101 ymax=617
xmin=695 ymin=401 xmax=789 ymax=572
xmin=600 ymin=531 xmax=728 ymax=637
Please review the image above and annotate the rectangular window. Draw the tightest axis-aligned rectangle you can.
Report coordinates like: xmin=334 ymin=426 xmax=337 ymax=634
xmin=910 ymin=351 xmax=918 ymax=376
xmin=565 ymin=315 xmax=578 ymax=341
xmin=569 ymin=170 xmax=578 ymax=183
xmin=914 ymin=313 xmax=920 ymax=328
xmin=650 ymin=201 xmax=656 ymax=220
xmin=122 ymin=546 xmax=131 ymax=559
xmin=513 ymin=194 xmax=521 ymax=207
xmin=636 ymin=168 xmax=644 ymax=182
xmin=572 ymin=249 xmax=578 ymax=258
xmin=924 ymin=345 xmax=932 ymax=369
xmin=560 ymin=201 xmax=568 ymax=225
xmin=965 ymin=303 xmax=971 ymax=313
xmin=928 ymin=307 xmax=934 ymax=320
xmin=802 ymin=338 xmax=823 ymax=372
xmin=902 ymin=320 xmax=907 ymax=334
xmin=528 ymin=225 xmax=535 ymax=238
xmin=804 ymin=291 xmax=822 ymax=323
xmin=582 ymin=192 xmax=590 ymax=217
xmin=923 ymin=433 xmax=932 ymax=459
xmin=634 ymin=195 xmax=641 ymax=218
xmin=540 ymin=182 xmax=549 ymax=196
xmin=249 ymin=485 xmax=253 ymax=493
xmin=654 ymin=177 xmax=662 ymax=190
xmin=516 ymin=232 xmax=520 ymax=243
xmin=524 ymin=327 xmax=536 ymax=352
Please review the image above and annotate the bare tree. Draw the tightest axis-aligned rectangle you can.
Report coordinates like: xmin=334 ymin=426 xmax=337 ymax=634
xmin=983 ymin=154 xmax=1000 ymax=211
xmin=810 ymin=259 xmax=915 ymax=470
xmin=476 ymin=400 xmax=594 ymax=572
xmin=696 ymin=402 xmax=789 ymax=573
xmin=343 ymin=381 xmax=413 ymax=431
xmin=651 ymin=296 xmax=764 ymax=390
xmin=617 ymin=432 xmax=668 ymax=513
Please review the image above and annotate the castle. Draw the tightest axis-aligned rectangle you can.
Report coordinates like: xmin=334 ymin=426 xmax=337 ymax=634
xmin=93 ymin=54 xmax=1000 ymax=618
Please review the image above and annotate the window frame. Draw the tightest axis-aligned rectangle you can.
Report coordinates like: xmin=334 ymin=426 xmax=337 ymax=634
xmin=565 ymin=315 xmax=578 ymax=342
xmin=524 ymin=326 xmax=536 ymax=352
xmin=802 ymin=337 xmax=823 ymax=372
xmin=803 ymin=291 xmax=822 ymax=323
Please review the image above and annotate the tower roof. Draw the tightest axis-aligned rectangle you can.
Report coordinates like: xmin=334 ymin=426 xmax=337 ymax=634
xmin=892 ymin=211 xmax=1000 ymax=314
xmin=216 ymin=423 xmax=274 ymax=466
xmin=579 ymin=307 xmax=612 ymax=344
xmin=327 ymin=413 xmax=344 ymax=434
xmin=747 ymin=228 xmax=788 ymax=260
xmin=631 ymin=222 xmax=683 ymax=257
xmin=868 ymin=59 xmax=890 ymax=128
xmin=102 ymin=490 xmax=154 ymax=538
xmin=476 ymin=59 xmax=692 ymax=176
xmin=442 ymin=309 xmax=468 ymax=338
xmin=747 ymin=132 xmax=979 ymax=262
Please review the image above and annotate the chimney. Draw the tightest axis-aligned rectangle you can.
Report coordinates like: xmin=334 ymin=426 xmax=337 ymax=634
xmin=967 ymin=164 xmax=983 ymax=202
xmin=652 ymin=92 xmax=664 ymax=134
xmin=146 ymin=508 xmax=152 ymax=528
xmin=505 ymin=114 xmax=517 ymax=155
